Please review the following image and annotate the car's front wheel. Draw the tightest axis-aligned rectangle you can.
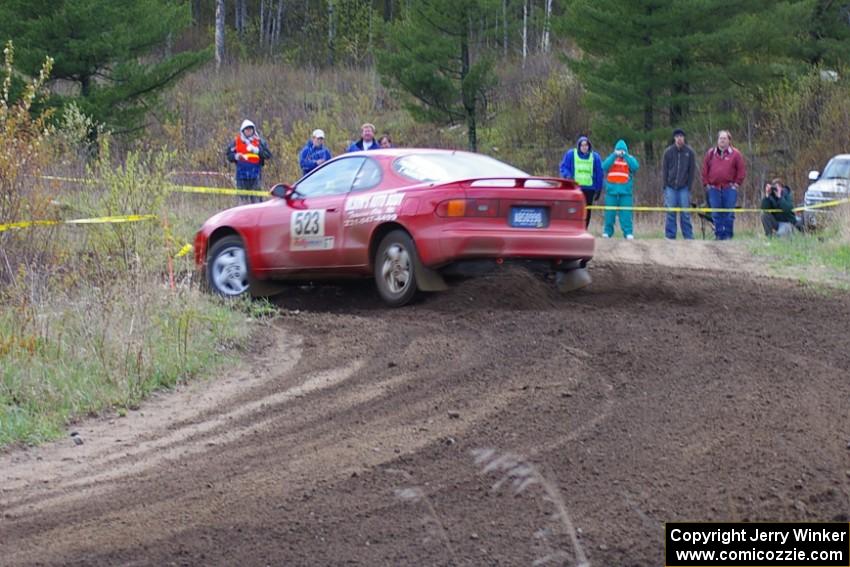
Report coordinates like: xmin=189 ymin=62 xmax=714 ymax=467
xmin=374 ymin=230 xmax=419 ymax=307
xmin=207 ymin=235 xmax=250 ymax=297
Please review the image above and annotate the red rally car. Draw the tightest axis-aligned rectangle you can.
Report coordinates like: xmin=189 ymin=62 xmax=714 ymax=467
xmin=195 ymin=149 xmax=595 ymax=307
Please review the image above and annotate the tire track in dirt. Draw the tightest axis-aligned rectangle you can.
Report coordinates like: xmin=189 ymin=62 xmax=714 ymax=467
xmin=3 ymin=254 xmax=850 ymax=566
xmin=1 ymin=357 xmax=372 ymax=517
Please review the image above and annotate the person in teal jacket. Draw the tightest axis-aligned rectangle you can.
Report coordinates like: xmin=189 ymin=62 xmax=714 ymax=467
xmin=601 ymin=139 xmax=640 ymax=239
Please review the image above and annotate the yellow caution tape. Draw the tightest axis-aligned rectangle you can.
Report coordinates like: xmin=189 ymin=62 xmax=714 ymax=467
xmin=38 ymin=174 xmax=88 ymax=183
xmin=35 ymin=174 xmax=267 ymax=197
xmin=0 ymin=214 xmax=157 ymax=233
xmin=175 ymin=243 xmax=193 ymax=258
xmin=795 ymin=197 xmax=850 ymax=211
xmin=172 ymin=185 xmax=267 ymax=197
xmin=64 ymin=214 xmax=158 ymax=224
xmin=0 ymin=219 xmax=60 ymax=231
xmin=587 ymin=205 xmax=764 ymax=213
xmin=19 ymin=175 xmax=850 ymax=221
xmin=587 ymin=196 xmax=850 ymax=214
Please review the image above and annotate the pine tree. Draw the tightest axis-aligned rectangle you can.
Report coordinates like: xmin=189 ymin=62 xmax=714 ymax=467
xmin=376 ymin=0 xmax=498 ymax=151
xmin=790 ymin=0 xmax=850 ymax=67
xmin=558 ymin=0 xmax=815 ymax=160
xmin=0 ymin=0 xmax=209 ymax=133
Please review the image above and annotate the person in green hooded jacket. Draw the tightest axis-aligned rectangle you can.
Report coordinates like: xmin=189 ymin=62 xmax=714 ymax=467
xmin=601 ymin=139 xmax=640 ymax=239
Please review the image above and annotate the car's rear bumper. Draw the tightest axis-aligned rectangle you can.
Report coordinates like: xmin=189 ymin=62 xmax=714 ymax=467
xmin=415 ymin=226 xmax=595 ymax=267
xmin=439 ymin=258 xmax=586 ymax=277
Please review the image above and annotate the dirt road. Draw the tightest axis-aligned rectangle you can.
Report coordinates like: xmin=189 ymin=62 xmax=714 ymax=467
xmin=3 ymin=243 xmax=850 ymax=566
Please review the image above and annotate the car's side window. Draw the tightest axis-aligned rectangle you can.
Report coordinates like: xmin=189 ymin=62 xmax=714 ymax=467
xmin=351 ymin=158 xmax=383 ymax=192
xmin=296 ymin=157 xmax=365 ymax=197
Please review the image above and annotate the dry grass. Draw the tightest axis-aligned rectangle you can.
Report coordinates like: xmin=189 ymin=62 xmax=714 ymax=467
xmin=1 ymin=55 xmax=255 ymax=446
xmin=393 ymin=448 xmax=591 ymax=567
xmin=152 ymin=56 xmax=588 ymax=184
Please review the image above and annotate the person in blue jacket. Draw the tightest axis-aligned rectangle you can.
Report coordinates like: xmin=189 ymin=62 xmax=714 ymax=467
xmin=601 ymin=139 xmax=640 ymax=239
xmin=346 ymin=123 xmax=380 ymax=152
xmin=560 ymin=135 xmax=604 ymax=228
xmin=299 ymin=129 xmax=332 ymax=175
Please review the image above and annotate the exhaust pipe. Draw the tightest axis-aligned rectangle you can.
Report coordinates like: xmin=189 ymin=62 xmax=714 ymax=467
xmin=555 ymin=266 xmax=592 ymax=293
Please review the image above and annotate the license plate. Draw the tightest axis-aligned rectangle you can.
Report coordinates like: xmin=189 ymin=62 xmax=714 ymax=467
xmin=509 ymin=206 xmax=548 ymax=228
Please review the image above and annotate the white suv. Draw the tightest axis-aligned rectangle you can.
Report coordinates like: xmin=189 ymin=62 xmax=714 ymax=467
xmin=803 ymin=154 xmax=850 ymax=227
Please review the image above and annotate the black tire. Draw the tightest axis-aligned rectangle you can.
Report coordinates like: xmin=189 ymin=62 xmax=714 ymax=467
xmin=206 ymin=235 xmax=251 ymax=297
xmin=374 ymin=230 xmax=419 ymax=307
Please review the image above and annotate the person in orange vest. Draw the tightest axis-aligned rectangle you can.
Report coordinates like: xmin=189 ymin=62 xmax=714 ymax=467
xmin=226 ymin=119 xmax=272 ymax=204
xmin=601 ymin=139 xmax=640 ymax=239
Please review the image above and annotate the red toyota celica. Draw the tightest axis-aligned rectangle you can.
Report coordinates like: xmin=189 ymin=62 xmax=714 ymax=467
xmin=195 ymin=149 xmax=594 ymax=306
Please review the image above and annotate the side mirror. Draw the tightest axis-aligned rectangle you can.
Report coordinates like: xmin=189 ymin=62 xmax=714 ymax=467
xmin=270 ymin=183 xmax=295 ymax=199
xmin=808 ymin=170 xmax=820 ymax=181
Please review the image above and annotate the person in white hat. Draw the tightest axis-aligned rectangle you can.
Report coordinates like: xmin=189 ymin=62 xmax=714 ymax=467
xmin=299 ymin=128 xmax=333 ymax=176
xmin=225 ymin=119 xmax=273 ymax=204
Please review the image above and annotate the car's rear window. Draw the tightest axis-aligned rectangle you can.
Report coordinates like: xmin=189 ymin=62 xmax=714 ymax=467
xmin=392 ymin=152 xmax=530 ymax=183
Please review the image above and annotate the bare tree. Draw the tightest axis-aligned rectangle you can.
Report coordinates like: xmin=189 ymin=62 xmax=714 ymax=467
xmin=542 ymin=0 xmax=552 ymax=53
xmin=260 ymin=0 xmax=266 ymax=46
xmin=368 ymin=0 xmax=374 ymax=52
xmin=327 ymin=0 xmax=335 ymax=66
xmin=234 ymin=0 xmax=248 ymax=38
xmin=242 ymin=0 xmax=249 ymax=36
xmin=502 ymin=0 xmax=508 ymax=58
xmin=522 ymin=0 xmax=528 ymax=66
xmin=273 ymin=0 xmax=285 ymax=47
xmin=192 ymin=0 xmax=203 ymax=26
xmin=215 ymin=0 xmax=225 ymax=70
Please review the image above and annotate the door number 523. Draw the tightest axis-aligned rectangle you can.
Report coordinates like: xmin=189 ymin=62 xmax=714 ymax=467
xmin=291 ymin=210 xmax=325 ymax=237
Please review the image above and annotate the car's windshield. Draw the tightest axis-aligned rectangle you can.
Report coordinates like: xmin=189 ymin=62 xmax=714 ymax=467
xmin=821 ymin=159 xmax=850 ymax=180
xmin=393 ymin=152 xmax=529 ymax=183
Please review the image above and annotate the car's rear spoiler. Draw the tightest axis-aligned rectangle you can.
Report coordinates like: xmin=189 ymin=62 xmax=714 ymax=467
xmin=452 ymin=177 xmax=579 ymax=190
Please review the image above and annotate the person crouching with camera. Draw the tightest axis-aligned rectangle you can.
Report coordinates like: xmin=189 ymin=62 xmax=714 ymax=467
xmin=761 ymin=178 xmax=799 ymax=237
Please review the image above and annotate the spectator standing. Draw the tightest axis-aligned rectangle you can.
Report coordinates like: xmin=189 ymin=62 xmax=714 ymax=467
xmin=347 ymin=123 xmax=380 ymax=152
xmin=299 ymin=129 xmax=332 ymax=175
xmin=601 ymin=139 xmax=640 ymax=239
xmin=701 ymin=130 xmax=746 ymax=240
xmin=662 ymin=128 xmax=696 ymax=239
xmin=378 ymin=134 xmax=393 ymax=148
xmin=560 ymin=135 xmax=604 ymax=229
xmin=761 ymin=178 xmax=799 ymax=237
xmin=226 ymin=119 xmax=273 ymax=204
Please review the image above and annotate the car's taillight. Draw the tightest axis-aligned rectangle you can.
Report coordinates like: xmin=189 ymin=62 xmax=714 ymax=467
xmin=446 ymin=199 xmax=466 ymax=217
xmin=551 ymin=200 xmax=585 ymax=220
xmin=467 ymin=199 xmax=499 ymax=217
xmin=436 ymin=198 xmax=499 ymax=218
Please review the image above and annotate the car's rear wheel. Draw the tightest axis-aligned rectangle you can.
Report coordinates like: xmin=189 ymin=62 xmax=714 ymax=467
xmin=207 ymin=235 xmax=250 ymax=297
xmin=375 ymin=230 xmax=419 ymax=307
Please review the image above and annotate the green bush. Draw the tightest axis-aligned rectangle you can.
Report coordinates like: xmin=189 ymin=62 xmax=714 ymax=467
xmin=0 ymin=44 xmax=254 ymax=448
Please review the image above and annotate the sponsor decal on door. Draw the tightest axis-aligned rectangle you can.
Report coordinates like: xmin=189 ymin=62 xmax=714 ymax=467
xmin=344 ymin=192 xmax=403 ymax=227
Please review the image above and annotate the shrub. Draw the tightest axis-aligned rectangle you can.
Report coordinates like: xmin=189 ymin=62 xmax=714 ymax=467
xmin=0 ymin=43 xmax=253 ymax=448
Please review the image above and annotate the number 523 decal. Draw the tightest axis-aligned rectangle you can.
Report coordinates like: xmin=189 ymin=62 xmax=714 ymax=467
xmin=290 ymin=210 xmax=334 ymax=251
